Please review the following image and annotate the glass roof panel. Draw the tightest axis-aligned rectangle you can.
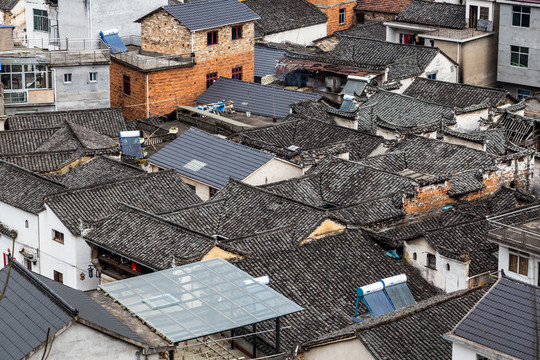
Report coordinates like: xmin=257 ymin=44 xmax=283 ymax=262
xmin=100 ymin=258 xmax=302 ymax=343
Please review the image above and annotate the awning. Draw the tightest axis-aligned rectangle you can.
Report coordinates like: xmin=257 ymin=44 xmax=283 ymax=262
xmin=276 ymin=57 xmax=382 ymax=77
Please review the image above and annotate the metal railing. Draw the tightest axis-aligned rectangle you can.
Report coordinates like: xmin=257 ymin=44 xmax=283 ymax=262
xmin=49 ymin=49 xmax=111 ymax=66
xmin=13 ymin=35 xmax=141 ymax=51
xmin=487 ymin=205 xmax=540 ymax=252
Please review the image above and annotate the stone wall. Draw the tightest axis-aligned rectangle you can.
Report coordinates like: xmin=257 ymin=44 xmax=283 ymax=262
xmin=192 ymin=23 xmax=255 ymax=62
xmin=141 ymin=10 xmax=192 ymax=54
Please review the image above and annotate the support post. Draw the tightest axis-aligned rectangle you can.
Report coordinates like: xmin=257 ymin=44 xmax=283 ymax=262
xmin=275 ymin=317 xmax=281 ymax=354
xmin=252 ymin=323 xmax=257 ymax=358
xmin=231 ymin=328 xmax=235 ymax=350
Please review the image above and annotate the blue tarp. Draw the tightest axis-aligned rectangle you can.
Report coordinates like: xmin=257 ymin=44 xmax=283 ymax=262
xmin=100 ymin=31 xmax=128 ymax=54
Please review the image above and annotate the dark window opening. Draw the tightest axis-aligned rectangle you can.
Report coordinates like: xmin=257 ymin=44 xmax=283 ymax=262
xmin=511 ymin=45 xmax=529 ymax=67
xmin=25 ymin=259 xmax=32 ymax=271
xmin=123 ymin=75 xmax=131 ymax=96
xmin=54 ymin=270 xmax=63 ymax=283
xmin=232 ymin=26 xmax=242 ymax=40
xmin=427 ymin=253 xmax=436 ymax=269
xmin=209 ymin=187 xmax=218 ymax=198
xmin=206 ymin=72 xmax=218 ymax=88
xmin=207 ymin=31 xmax=218 ymax=45
xmin=512 ymin=6 xmax=530 ymax=27
xmin=413 ymin=252 xmax=417 ymax=261
xmin=53 ymin=230 xmax=64 ymax=244
xmin=232 ymin=66 xmax=242 ymax=80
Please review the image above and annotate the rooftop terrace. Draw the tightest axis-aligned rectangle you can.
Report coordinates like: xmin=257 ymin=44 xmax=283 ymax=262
xmin=487 ymin=205 xmax=540 ymax=253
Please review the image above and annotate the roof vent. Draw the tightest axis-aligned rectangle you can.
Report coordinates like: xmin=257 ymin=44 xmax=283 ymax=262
xmin=287 ymin=145 xmax=299 ymax=151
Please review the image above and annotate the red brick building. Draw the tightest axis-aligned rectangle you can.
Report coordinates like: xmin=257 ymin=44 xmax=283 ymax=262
xmin=304 ymin=0 xmax=356 ymax=35
xmin=110 ymin=0 xmax=260 ymax=120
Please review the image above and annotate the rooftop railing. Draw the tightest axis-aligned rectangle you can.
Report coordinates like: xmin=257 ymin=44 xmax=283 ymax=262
xmin=111 ymin=51 xmax=195 ymax=71
xmin=487 ymin=205 xmax=540 ymax=252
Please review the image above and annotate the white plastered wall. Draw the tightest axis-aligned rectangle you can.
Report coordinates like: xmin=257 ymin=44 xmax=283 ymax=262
xmin=262 ymin=23 xmax=327 ymax=46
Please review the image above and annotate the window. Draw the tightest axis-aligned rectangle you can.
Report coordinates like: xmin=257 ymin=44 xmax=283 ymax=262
xmin=446 ymin=263 xmax=451 ymax=271
xmin=206 ymin=72 xmax=217 ymax=88
xmin=24 ymin=220 xmax=28 ymax=228
xmin=187 ymin=184 xmax=196 ymax=192
xmin=232 ymin=25 xmax=242 ymax=40
xmin=511 ymin=46 xmax=529 ymax=68
xmin=427 ymin=72 xmax=437 ymax=80
xmin=52 ymin=230 xmax=64 ymax=244
xmin=33 ymin=9 xmax=48 ymax=32
xmin=1 ymin=64 xmax=52 ymax=104
xmin=54 ymin=270 xmax=63 ymax=284
xmin=479 ymin=7 xmax=489 ymax=20
xmin=518 ymin=89 xmax=531 ymax=100
xmin=232 ymin=66 xmax=242 ymax=80
xmin=512 ymin=6 xmax=530 ymax=27
xmin=207 ymin=30 xmax=218 ymax=45
xmin=477 ymin=355 xmax=492 ymax=360
xmin=209 ymin=187 xmax=218 ymax=198
xmin=123 ymin=75 xmax=131 ymax=96
xmin=339 ymin=8 xmax=346 ymax=25
xmin=412 ymin=252 xmax=417 ymax=261
xmin=25 ymin=259 xmax=32 ymax=271
xmin=89 ymin=72 xmax=97 ymax=82
xmin=509 ymin=249 xmax=528 ymax=276
xmin=63 ymin=73 xmax=72 ymax=84
xmin=427 ymin=253 xmax=436 ymax=269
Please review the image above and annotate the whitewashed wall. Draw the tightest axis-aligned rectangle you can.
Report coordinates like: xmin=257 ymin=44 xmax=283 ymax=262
xmin=243 ymin=158 xmax=303 ymax=186
xmin=455 ymin=109 xmax=488 ymax=132
xmin=262 ymin=23 xmax=327 ymax=46
xmin=422 ymin=53 xmax=458 ymax=83
xmin=498 ymin=245 xmax=539 ymax=286
xmin=303 ymin=339 xmax=372 ymax=360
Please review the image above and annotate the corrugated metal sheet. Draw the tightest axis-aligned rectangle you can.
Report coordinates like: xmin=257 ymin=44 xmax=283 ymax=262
xmin=195 ymin=77 xmax=320 ymax=118
xmin=163 ymin=0 xmax=260 ymax=32
xmin=148 ymin=128 xmax=274 ymax=188
xmin=254 ymin=45 xmax=283 ymax=78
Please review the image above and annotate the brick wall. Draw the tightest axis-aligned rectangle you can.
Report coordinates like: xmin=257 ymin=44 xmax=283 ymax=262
xmin=361 ymin=11 xmax=396 ymax=22
xmin=322 ymin=2 xmax=357 ymax=35
xmin=192 ymin=23 xmax=255 ymax=62
xmin=141 ymin=10 xmax=192 ymax=54
xmin=111 ymin=50 xmax=255 ymax=120
xmin=404 ymin=160 xmax=533 ymax=213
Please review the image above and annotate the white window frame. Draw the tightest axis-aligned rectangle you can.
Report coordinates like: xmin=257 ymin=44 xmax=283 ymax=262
xmin=89 ymin=72 xmax=97 ymax=82
xmin=63 ymin=73 xmax=72 ymax=84
xmin=338 ymin=8 xmax=346 ymax=25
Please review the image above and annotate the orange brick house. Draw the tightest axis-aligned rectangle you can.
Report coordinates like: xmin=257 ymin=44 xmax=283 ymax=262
xmin=110 ymin=0 xmax=260 ymax=120
xmin=304 ymin=0 xmax=356 ymax=35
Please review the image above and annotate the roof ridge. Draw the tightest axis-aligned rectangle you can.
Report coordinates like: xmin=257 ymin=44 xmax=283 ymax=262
xmin=374 ymin=89 xmax=454 ymax=110
xmin=187 ymin=127 xmax=275 ymax=157
xmin=413 ymin=77 xmax=508 ymax=94
xmin=7 ymin=107 xmax=119 ymax=118
xmin=0 ymin=160 xmax=67 ymax=188
xmin=159 ymin=198 xmax=228 ymax=214
xmin=11 ymin=260 xmax=78 ymax=316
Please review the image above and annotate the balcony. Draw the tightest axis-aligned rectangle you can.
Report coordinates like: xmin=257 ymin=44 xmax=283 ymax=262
xmin=487 ymin=205 xmax=540 ymax=254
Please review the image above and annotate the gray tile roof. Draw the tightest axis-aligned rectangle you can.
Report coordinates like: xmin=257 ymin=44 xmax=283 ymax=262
xmin=45 ymin=156 xmax=144 ymax=188
xmin=442 ymin=128 xmax=508 ymax=156
xmin=286 ymin=37 xmax=441 ymax=76
xmin=0 ymin=128 xmax=58 ymax=155
xmin=45 ymin=170 xmax=201 ymax=235
xmin=452 ymin=276 xmax=540 ymax=360
xmin=0 ymin=261 xmax=143 ymax=360
xmin=234 ymin=116 xmax=382 ymax=165
xmin=159 ymin=0 xmax=260 ymax=32
xmin=403 ymin=78 xmax=509 ymax=109
xmin=395 ymin=0 xmax=466 ymax=29
xmin=0 ymin=150 xmax=83 ymax=173
xmin=195 ymin=77 xmax=321 ymax=118
xmin=254 ymin=44 xmax=284 ymax=78
xmin=334 ymin=21 xmax=387 ymax=41
xmin=33 ymin=122 xmax=118 ymax=153
xmin=356 ymin=90 xmax=455 ymax=133
xmin=148 ymin=128 xmax=274 ymax=188
xmin=448 ymin=171 xmax=486 ymax=197
xmin=231 ymin=229 xmax=440 ymax=350
xmin=353 ymin=286 xmax=488 ymax=360
xmin=0 ymin=0 xmax=18 ymax=10
xmin=6 ymin=108 xmax=127 ymax=138
xmin=289 ymin=100 xmax=335 ymax=124
xmin=262 ymin=157 xmax=417 ymax=207
xmin=243 ymin=0 xmax=326 ymax=35
xmin=84 ymin=205 xmax=216 ymax=270
xmin=0 ymin=161 xmax=65 ymax=214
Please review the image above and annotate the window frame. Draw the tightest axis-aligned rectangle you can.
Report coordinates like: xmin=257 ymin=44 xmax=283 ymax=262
xmin=232 ymin=25 xmax=242 ymax=40
xmin=512 ymin=6 xmax=530 ymax=27
xmin=232 ymin=66 xmax=242 ymax=80
xmin=509 ymin=249 xmax=529 ymax=276
xmin=479 ymin=6 xmax=489 ymax=20
xmin=52 ymin=230 xmax=64 ymax=244
xmin=123 ymin=74 xmax=131 ymax=96
xmin=89 ymin=72 xmax=97 ymax=82
xmin=33 ymin=9 xmax=49 ymax=32
xmin=54 ymin=270 xmax=63 ymax=284
xmin=206 ymin=72 xmax=218 ymax=88
xmin=510 ymin=45 xmax=529 ymax=68
xmin=426 ymin=72 xmax=437 ymax=80
xmin=426 ymin=253 xmax=436 ymax=270
xmin=518 ymin=89 xmax=531 ymax=100
xmin=207 ymin=30 xmax=218 ymax=46
xmin=338 ymin=8 xmax=346 ymax=25
xmin=63 ymin=73 xmax=72 ymax=84
xmin=209 ymin=187 xmax=218 ymax=198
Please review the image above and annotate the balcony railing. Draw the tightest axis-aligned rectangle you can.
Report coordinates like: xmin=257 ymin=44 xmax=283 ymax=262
xmin=487 ymin=205 xmax=540 ymax=252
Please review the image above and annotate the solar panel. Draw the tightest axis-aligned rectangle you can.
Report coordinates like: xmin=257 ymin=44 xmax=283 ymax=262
xmin=100 ymin=258 xmax=303 ymax=343
xmin=99 ymin=30 xmax=128 ymax=54
xmin=385 ymin=283 xmax=416 ymax=309
xmin=120 ymin=137 xmax=144 ymax=158
xmin=363 ymin=291 xmax=394 ymax=317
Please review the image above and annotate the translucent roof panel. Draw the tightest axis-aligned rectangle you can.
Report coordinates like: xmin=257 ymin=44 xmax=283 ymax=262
xmin=99 ymin=258 xmax=303 ymax=343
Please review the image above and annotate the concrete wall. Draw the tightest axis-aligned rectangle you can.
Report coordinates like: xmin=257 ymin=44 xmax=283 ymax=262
xmin=27 ymin=322 xmax=155 ymax=360
xmin=56 ymin=0 xmax=169 ymax=41
xmin=461 ymin=35 xmax=498 ymax=86
xmin=11 ymin=0 xmax=49 ymax=46
xmin=262 ymin=23 xmax=327 ymax=46
xmin=404 ymin=237 xmax=469 ymax=292
xmin=451 ymin=343 xmax=482 ymax=360
xmin=302 ymin=338 xmax=373 ymax=360
xmin=53 ymin=64 xmax=110 ymax=111
xmin=40 ymin=205 xmax=99 ymax=290
xmin=243 ymin=158 xmax=303 ymax=185
xmin=497 ymin=4 xmax=540 ymax=88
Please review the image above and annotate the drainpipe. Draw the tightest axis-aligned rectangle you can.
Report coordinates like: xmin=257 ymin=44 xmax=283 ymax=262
xmin=146 ymin=73 xmax=149 ymax=118
xmin=89 ymin=0 xmax=93 ymax=42
xmin=191 ymin=31 xmax=194 ymax=53
xmin=52 ymin=68 xmax=57 ymax=111
xmin=457 ymin=42 xmax=461 ymax=83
